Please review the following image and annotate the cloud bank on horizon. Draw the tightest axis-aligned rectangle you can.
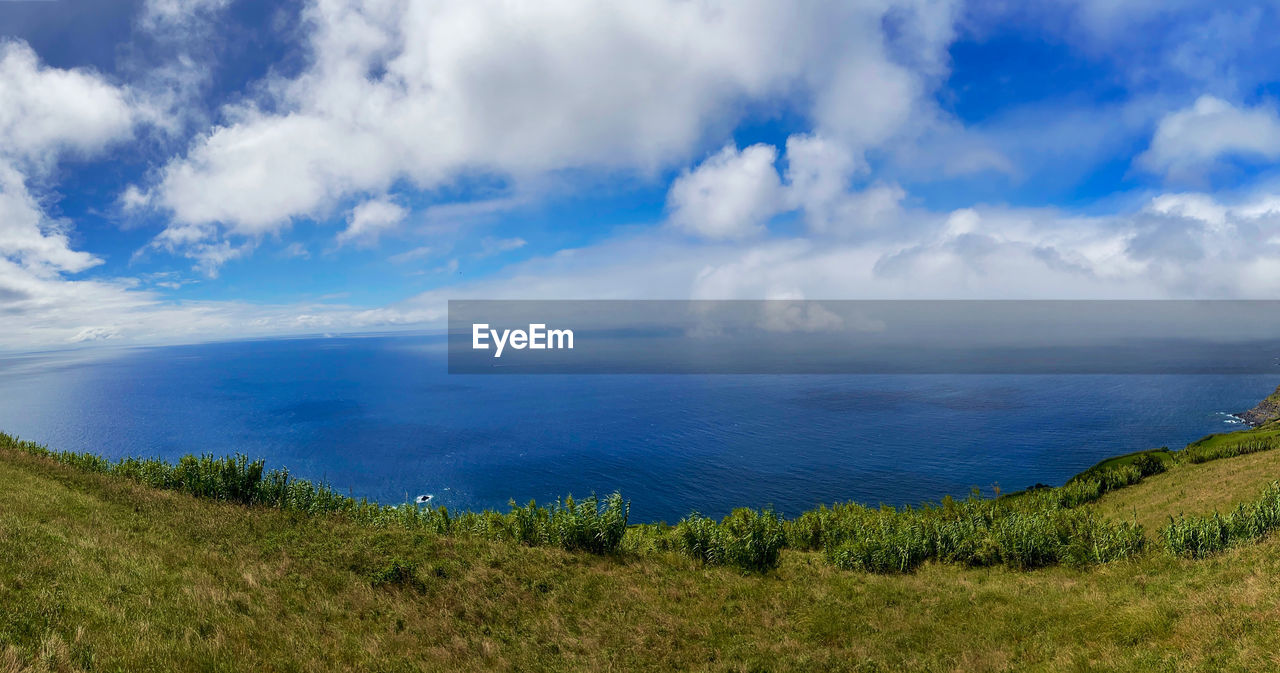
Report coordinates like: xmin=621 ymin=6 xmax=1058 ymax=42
xmin=2 ymin=0 xmax=1280 ymax=350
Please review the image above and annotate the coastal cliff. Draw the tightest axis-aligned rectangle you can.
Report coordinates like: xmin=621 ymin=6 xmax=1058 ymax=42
xmin=1240 ymin=385 xmax=1280 ymax=426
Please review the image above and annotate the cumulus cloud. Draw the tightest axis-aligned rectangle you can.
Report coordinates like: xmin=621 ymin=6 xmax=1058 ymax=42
xmin=13 ymin=182 xmax=1280 ymax=351
xmin=1138 ymin=96 xmax=1280 ymax=180
xmin=128 ymin=0 xmax=237 ymax=137
xmin=144 ymin=0 xmax=960 ymax=267
xmin=668 ymin=134 xmax=909 ymax=239
xmin=0 ymin=40 xmax=183 ymax=351
xmin=118 ymin=184 xmax=152 ymax=212
xmin=387 ymin=184 xmax=1280 ymax=316
xmin=756 ymin=297 xmax=847 ymax=333
xmin=784 ymin=134 xmax=908 ymax=236
xmin=668 ymin=144 xmax=784 ymax=240
xmin=784 ymin=135 xmax=864 ymax=212
xmin=145 ymin=224 xmax=252 ymax=277
xmin=69 ymin=326 xmax=121 ymax=344
xmin=0 ymin=41 xmax=134 ymax=168
xmin=0 ymin=41 xmax=132 ymax=281
xmin=9 ymin=0 xmax=1280 ymax=354
xmin=337 ymin=198 xmax=407 ymax=248
xmin=0 ymin=165 xmax=102 ymax=275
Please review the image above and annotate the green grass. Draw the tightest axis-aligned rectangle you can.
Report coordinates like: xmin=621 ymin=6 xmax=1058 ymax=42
xmin=672 ymin=508 xmax=786 ymax=572
xmin=1074 ymin=447 xmax=1175 ymax=475
xmin=1095 ymin=431 xmax=1280 ymax=533
xmin=1161 ymin=481 xmax=1280 ymax=558
xmin=0 ymin=433 xmax=1161 ymax=576
xmin=10 ymin=445 xmax=1280 ymax=671
xmin=5 ymin=433 xmax=634 ymax=558
xmin=1180 ymin=428 xmax=1280 ymax=464
xmin=9 ymin=422 xmax=1280 ymax=671
xmin=782 ymin=492 xmax=1146 ymax=574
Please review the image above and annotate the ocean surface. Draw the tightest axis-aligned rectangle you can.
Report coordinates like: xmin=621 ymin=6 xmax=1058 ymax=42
xmin=0 ymin=334 xmax=1273 ymax=523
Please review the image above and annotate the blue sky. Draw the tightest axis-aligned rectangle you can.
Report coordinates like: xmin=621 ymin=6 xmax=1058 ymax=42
xmin=2 ymin=0 xmax=1280 ymax=350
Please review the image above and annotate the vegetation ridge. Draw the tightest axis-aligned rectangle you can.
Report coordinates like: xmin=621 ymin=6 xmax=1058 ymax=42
xmin=5 ymin=422 xmax=1280 ymax=576
xmin=7 ymin=420 xmax=1280 ymax=671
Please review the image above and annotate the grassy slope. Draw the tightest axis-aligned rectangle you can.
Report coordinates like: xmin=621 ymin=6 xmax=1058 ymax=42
xmin=1093 ymin=446 xmax=1280 ymax=533
xmin=1185 ymin=425 xmax=1280 ymax=451
xmin=1075 ymin=447 xmax=1174 ymax=475
xmin=7 ymin=448 xmax=1280 ymax=672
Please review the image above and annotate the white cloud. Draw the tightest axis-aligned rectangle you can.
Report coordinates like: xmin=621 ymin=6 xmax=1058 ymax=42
xmin=280 ymin=242 xmax=311 ymax=259
xmin=668 ymin=135 xmax=910 ymax=238
xmin=817 ymin=183 xmax=909 ymax=237
xmin=475 ymin=237 xmax=526 ymax=258
xmin=0 ymin=41 xmax=173 ymax=352
xmin=388 ymin=246 xmax=435 ymax=264
xmin=119 ymin=184 xmax=151 ymax=212
xmin=0 ymin=267 xmax=442 ymax=351
xmin=140 ymin=0 xmax=234 ymax=29
xmin=1138 ymin=96 xmax=1280 ymax=180
xmin=386 ymin=184 xmax=1280 ymax=316
xmin=336 ymin=198 xmax=407 ymax=248
xmin=69 ymin=326 xmax=121 ymax=344
xmin=784 ymin=134 xmax=864 ymax=214
xmin=0 ymin=41 xmax=134 ymax=169
xmin=783 ymin=133 xmax=908 ymax=236
xmin=146 ymin=0 xmax=960 ymax=266
xmin=11 ymin=0 xmax=1280 ymax=354
xmin=128 ymin=0 xmax=237 ymax=138
xmin=0 ymin=41 xmax=132 ymax=279
xmin=0 ymin=165 xmax=102 ymax=275
xmin=9 ymin=182 xmax=1280 ymax=352
xmin=668 ymin=144 xmax=784 ymax=240
xmin=1146 ymin=193 xmax=1229 ymax=230
xmin=757 ymin=299 xmax=847 ymax=333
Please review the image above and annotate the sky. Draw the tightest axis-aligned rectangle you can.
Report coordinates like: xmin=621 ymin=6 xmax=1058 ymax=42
xmin=2 ymin=0 xmax=1280 ymax=351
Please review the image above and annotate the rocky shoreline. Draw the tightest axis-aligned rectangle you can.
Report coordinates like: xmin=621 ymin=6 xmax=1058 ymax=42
xmin=1238 ymin=385 xmax=1280 ymax=427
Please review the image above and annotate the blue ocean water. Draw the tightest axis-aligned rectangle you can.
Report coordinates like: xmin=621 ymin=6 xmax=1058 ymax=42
xmin=0 ymin=335 xmax=1272 ymax=523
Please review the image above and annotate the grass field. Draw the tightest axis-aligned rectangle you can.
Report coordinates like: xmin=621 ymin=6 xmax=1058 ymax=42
xmin=1094 ymin=445 xmax=1280 ymax=533
xmin=1073 ymin=446 xmax=1175 ymax=475
xmin=6 ymin=427 xmax=1280 ymax=672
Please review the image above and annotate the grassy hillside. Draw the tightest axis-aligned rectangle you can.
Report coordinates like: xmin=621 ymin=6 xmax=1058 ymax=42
xmin=6 ymin=426 xmax=1280 ymax=671
xmin=1094 ymin=446 xmax=1280 ymax=533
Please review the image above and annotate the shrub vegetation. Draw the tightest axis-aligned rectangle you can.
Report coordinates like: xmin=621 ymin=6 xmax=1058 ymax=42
xmin=1181 ymin=437 xmax=1280 ymax=464
xmin=6 ymin=425 xmax=1280 ymax=576
xmin=2 ymin=432 xmax=631 ymax=556
xmin=674 ymin=508 xmax=786 ymax=572
xmin=1162 ymin=481 xmax=1280 ymax=558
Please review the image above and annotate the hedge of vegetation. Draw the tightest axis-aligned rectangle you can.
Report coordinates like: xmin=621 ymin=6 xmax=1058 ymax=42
xmin=778 ymin=490 xmax=1148 ymax=573
xmin=1163 ymin=481 xmax=1280 ymax=558
xmin=3 ymin=433 xmax=632 ymax=556
xmin=1181 ymin=438 xmax=1280 ymax=464
xmin=673 ymin=508 xmax=787 ymax=572
xmin=6 ymin=427 xmax=1280 ymax=574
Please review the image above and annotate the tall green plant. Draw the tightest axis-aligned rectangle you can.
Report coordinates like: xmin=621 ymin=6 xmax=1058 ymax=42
xmin=1162 ymin=482 xmax=1280 ymax=558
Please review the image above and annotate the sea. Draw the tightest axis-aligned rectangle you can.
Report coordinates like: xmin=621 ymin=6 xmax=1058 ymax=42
xmin=0 ymin=334 xmax=1272 ymax=523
